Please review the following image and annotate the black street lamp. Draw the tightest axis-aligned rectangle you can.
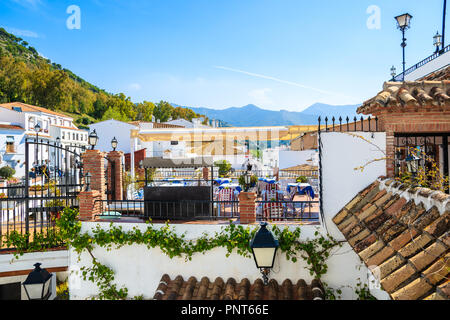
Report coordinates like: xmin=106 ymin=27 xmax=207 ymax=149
xmin=434 ymin=31 xmax=443 ymax=53
xmin=22 ymin=263 xmax=53 ymax=300
xmin=88 ymin=129 xmax=98 ymax=150
xmin=85 ymin=172 xmax=92 ymax=191
xmin=111 ymin=137 xmax=118 ymax=151
xmin=395 ymin=13 xmax=413 ymax=81
xmin=250 ymin=222 xmax=279 ymax=285
xmin=390 ymin=65 xmax=397 ymax=81
xmin=405 ymin=152 xmax=421 ymax=177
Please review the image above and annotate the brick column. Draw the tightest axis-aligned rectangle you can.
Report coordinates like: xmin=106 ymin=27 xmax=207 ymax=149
xmin=81 ymin=149 xmax=106 ymax=200
xmin=239 ymin=192 xmax=257 ymax=224
xmin=107 ymin=150 xmax=124 ymax=201
xmin=78 ymin=190 xmax=102 ymax=221
xmin=385 ymin=129 xmax=395 ymax=178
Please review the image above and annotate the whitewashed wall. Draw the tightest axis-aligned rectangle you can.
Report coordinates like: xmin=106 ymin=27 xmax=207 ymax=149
xmin=0 ymin=250 xmax=68 ymax=300
xmin=89 ymin=120 xmax=137 ymax=154
xmin=279 ymin=150 xmax=317 ymax=169
xmin=320 ymin=132 xmax=386 ymax=240
xmin=404 ymin=51 xmax=450 ymax=81
xmin=68 ymin=221 xmax=389 ymax=300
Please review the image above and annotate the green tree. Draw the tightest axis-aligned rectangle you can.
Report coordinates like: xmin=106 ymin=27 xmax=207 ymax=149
xmin=153 ymin=101 xmax=173 ymax=122
xmin=101 ymin=107 xmax=129 ymax=122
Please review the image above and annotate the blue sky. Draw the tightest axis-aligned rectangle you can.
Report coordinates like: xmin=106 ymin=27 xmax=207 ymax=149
xmin=0 ymin=0 xmax=446 ymax=111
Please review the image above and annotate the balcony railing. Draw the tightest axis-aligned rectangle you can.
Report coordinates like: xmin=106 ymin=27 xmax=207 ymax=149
xmin=393 ymin=45 xmax=450 ymax=81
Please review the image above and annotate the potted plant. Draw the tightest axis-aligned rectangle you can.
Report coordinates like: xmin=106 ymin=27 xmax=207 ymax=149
xmin=45 ymin=199 xmax=65 ymax=225
xmin=296 ymin=176 xmax=308 ymax=183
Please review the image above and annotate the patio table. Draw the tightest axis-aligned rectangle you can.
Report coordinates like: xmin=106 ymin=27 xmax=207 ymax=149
xmin=287 ymin=183 xmax=315 ymax=199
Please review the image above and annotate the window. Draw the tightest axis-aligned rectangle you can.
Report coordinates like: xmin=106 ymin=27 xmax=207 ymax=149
xmin=6 ymin=136 xmax=15 ymax=153
xmin=73 ymin=133 xmax=75 ymax=140
xmin=76 ymin=133 xmax=79 ymax=141
xmin=171 ymin=141 xmax=179 ymax=145
xmin=62 ymin=131 xmax=65 ymax=140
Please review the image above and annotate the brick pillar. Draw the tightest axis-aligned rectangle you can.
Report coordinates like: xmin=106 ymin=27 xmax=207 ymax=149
xmin=386 ymin=129 xmax=395 ymax=178
xmin=81 ymin=149 xmax=106 ymax=200
xmin=239 ymin=192 xmax=257 ymax=224
xmin=202 ymin=167 xmax=209 ymax=181
xmin=78 ymin=190 xmax=102 ymax=221
xmin=107 ymin=150 xmax=124 ymax=201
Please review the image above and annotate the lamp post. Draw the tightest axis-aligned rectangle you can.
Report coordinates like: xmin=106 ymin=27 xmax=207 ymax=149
xmin=395 ymin=13 xmax=413 ymax=81
xmin=390 ymin=65 xmax=397 ymax=81
xmin=111 ymin=137 xmax=118 ymax=151
xmin=22 ymin=263 xmax=53 ymax=300
xmin=88 ymin=129 xmax=98 ymax=150
xmin=34 ymin=123 xmax=41 ymax=166
xmin=85 ymin=172 xmax=91 ymax=191
xmin=244 ymin=171 xmax=251 ymax=192
xmin=250 ymin=222 xmax=279 ymax=285
xmin=405 ymin=148 xmax=422 ymax=179
xmin=434 ymin=31 xmax=443 ymax=53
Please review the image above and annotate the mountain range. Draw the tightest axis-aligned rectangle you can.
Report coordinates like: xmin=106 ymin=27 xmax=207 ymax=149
xmin=184 ymin=103 xmax=361 ymax=127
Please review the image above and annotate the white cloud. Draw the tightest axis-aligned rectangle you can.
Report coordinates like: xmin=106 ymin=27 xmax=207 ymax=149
xmin=2 ymin=26 xmax=39 ymax=38
xmin=248 ymin=88 xmax=272 ymax=106
xmin=214 ymin=65 xmax=359 ymax=101
xmin=11 ymin=0 xmax=42 ymax=8
xmin=128 ymin=83 xmax=142 ymax=91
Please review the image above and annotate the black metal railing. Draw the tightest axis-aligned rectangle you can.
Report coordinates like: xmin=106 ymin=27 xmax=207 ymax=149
xmin=95 ymin=199 xmax=240 ymax=221
xmin=393 ymin=45 xmax=450 ymax=81
xmin=94 ymin=198 xmax=320 ymax=223
xmin=318 ymin=116 xmax=380 ymax=132
xmin=256 ymin=200 xmax=320 ymax=222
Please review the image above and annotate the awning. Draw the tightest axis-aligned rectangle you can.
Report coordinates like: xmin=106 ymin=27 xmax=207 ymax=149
xmin=131 ymin=125 xmax=320 ymax=142
xmin=142 ymin=157 xmax=215 ymax=168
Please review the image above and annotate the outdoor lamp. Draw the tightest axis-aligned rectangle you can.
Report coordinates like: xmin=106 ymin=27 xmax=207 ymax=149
xmin=405 ymin=153 xmax=420 ymax=175
xmin=390 ymin=66 xmax=397 ymax=79
xmin=394 ymin=13 xmax=412 ymax=81
xmin=250 ymin=222 xmax=279 ymax=285
xmin=395 ymin=13 xmax=412 ymax=30
xmin=434 ymin=31 xmax=442 ymax=53
xmin=85 ymin=172 xmax=92 ymax=191
xmin=34 ymin=123 xmax=41 ymax=133
xmin=81 ymin=145 xmax=86 ymax=152
xmin=56 ymin=137 xmax=60 ymax=145
xmin=88 ymin=129 xmax=98 ymax=150
xmin=111 ymin=136 xmax=118 ymax=151
xmin=22 ymin=263 xmax=53 ymax=300
xmin=244 ymin=171 xmax=251 ymax=192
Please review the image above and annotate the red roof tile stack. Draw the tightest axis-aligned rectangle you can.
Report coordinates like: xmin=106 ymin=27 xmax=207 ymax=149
xmin=153 ymin=274 xmax=325 ymax=300
xmin=332 ymin=178 xmax=449 ymax=300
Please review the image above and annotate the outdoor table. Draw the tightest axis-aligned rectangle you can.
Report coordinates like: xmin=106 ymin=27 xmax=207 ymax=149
xmin=214 ymin=178 xmax=232 ymax=185
xmin=218 ymin=183 xmax=242 ymax=192
xmin=287 ymin=183 xmax=315 ymax=199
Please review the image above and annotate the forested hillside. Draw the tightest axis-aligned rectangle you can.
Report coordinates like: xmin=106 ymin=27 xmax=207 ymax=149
xmin=0 ymin=28 xmax=205 ymax=129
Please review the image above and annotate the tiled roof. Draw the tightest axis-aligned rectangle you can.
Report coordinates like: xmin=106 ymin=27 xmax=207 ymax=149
xmin=332 ymin=178 xmax=449 ymax=300
xmin=0 ymin=124 xmax=24 ymax=131
xmin=153 ymin=274 xmax=325 ymax=300
xmin=357 ymin=81 xmax=450 ymax=115
xmin=418 ymin=65 xmax=450 ymax=81
xmin=0 ymin=102 xmax=72 ymax=119
xmin=128 ymin=121 xmax=184 ymax=128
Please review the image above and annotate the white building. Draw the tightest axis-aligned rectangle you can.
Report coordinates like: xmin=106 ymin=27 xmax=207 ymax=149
xmin=0 ymin=102 xmax=88 ymax=178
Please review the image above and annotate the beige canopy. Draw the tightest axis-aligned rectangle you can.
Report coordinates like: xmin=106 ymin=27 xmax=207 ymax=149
xmin=131 ymin=125 xmax=320 ymax=142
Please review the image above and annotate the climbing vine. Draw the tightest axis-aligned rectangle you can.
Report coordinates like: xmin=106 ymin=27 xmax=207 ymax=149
xmin=6 ymin=207 xmax=343 ymax=300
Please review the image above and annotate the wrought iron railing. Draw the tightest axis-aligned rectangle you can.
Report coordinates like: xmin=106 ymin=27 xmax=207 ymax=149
xmin=393 ymin=45 xmax=450 ymax=81
xmin=318 ymin=116 xmax=380 ymax=132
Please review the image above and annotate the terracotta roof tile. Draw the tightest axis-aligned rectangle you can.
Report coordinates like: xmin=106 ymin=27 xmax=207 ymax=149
xmin=332 ymin=178 xmax=450 ymax=300
xmin=357 ymin=80 xmax=450 ymax=115
xmin=0 ymin=102 xmax=71 ymax=118
xmin=0 ymin=124 xmax=24 ymax=130
xmin=418 ymin=66 xmax=450 ymax=81
xmin=153 ymin=274 xmax=325 ymax=300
